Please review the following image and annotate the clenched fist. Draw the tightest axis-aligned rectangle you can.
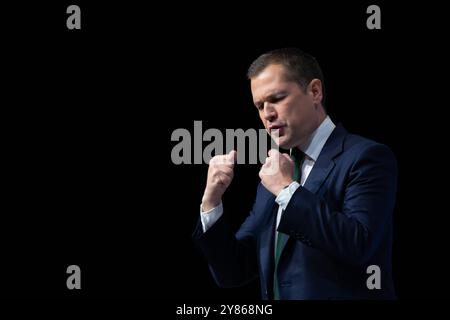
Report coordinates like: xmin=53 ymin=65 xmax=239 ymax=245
xmin=202 ymin=150 xmax=237 ymax=212
xmin=259 ymin=149 xmax=294 ymax=196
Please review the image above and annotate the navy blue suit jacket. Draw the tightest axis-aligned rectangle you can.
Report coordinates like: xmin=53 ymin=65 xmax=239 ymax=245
xmin=193 ymin=125 xmax=397 ymax=299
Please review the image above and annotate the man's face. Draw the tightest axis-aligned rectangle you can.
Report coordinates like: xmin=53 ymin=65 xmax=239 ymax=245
xmin=250 ymin=64 xmax=324 ymax=149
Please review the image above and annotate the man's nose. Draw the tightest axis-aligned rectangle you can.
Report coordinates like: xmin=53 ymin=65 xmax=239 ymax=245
xmin=263 ymin=102 xmax=276 ymax=121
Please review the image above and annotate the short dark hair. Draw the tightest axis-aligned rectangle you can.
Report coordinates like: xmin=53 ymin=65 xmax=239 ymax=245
xmin=247 ymin=48 xmax=326 ymax=103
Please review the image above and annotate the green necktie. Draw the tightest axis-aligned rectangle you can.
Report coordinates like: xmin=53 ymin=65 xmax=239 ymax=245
xmin=273 ymin=148 xmax=304 ymax=300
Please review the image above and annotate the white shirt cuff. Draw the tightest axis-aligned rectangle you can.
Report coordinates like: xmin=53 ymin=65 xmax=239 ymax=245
xmin=275 ymin=181 xmax=301 ymax=210
xmin=200 ymin=202 xmax=223 ymax=232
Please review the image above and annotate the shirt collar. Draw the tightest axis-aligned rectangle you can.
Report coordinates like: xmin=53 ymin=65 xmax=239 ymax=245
xmin=298 ymin=116 xmax=336 ymax=162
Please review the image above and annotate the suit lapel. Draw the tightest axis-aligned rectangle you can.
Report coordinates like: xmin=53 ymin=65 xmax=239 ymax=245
xmin=303 ymin=124 xmax=346 ymax=194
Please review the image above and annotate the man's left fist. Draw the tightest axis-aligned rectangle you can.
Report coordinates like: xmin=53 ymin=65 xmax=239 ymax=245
xmin=259 ymin=149 xmax=294 ymax=196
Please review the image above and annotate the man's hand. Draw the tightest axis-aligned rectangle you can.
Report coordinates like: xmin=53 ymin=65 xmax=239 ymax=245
xmin=202 ymin=150 xmax=237 ymax=212
xmin=259 ymin=149 xmax=294 ymax=196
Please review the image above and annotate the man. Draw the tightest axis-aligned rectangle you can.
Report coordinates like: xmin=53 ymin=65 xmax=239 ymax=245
xmin=193 ymin=48 xmax=397 ymax=299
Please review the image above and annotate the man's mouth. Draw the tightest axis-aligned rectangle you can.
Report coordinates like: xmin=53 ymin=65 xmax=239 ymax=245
xmin=269 ymin=125 xmax=286 ymax=136
xmin=269 ymin=124 xmax=285 ymax=133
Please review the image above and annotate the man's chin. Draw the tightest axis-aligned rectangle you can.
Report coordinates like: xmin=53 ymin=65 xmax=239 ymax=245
xmin=274 ymin=137 xmax=292 ymax=149
xmin=271 ymin=132 xmax=294 ymax=149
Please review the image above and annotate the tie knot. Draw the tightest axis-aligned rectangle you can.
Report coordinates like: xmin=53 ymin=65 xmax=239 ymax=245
xmin=291 ymin=148 xmax=305 ymax=165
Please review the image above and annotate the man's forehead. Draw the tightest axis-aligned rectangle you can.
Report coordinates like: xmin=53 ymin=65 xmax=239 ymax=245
xmin=251 ymin=77 xmax=290 ymax=101
xmin=252 ymin=64 xmax=287 ymax=83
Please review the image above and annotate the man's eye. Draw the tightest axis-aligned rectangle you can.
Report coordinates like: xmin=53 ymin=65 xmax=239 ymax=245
xmin=269 ymin=96 xmax=285 ymax=103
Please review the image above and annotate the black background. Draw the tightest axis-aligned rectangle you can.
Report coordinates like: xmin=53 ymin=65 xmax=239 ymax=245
xmin=2 ymin=0 xmax=448 ymax=303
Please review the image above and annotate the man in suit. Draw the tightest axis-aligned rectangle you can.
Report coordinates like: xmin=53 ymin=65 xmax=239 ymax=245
xmin=193 ymin=48 xmax=397 ymax=299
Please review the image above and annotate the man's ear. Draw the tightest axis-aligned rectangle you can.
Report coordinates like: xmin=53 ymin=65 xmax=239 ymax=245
xmin=308 ymin=79 xmax=323 ymax=104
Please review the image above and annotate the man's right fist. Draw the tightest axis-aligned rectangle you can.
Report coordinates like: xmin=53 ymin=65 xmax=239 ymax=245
xmin=201 ymin=150 xmax=237 ymax=212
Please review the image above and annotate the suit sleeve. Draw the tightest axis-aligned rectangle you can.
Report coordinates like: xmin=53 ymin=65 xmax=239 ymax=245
xmin=277 ymin=143 xmax=397 ymax=266
xmin=192 ymin=185 xmax=266 ymax=288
